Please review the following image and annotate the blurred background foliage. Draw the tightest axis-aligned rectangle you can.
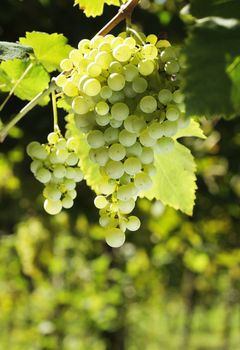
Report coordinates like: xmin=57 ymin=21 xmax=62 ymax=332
xmin=0 ymin=0 xmax=240 ymax=349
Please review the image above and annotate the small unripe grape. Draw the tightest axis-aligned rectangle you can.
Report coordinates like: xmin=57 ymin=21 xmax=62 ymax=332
xmin=113 ymin=44 xmax=132 ymax=62
xmin=105 ymin=228 xmax=126 ymax=248
xmin=119 ymin=130 xmax=137 ymax=147
xmin=36 ymin=168 xmax=51 ymax=184
xmin=158 ymin=89 xmax=172 ymax=105
xmin=111 ymin=102 xmax=129 ymax=121
xmin=132 ymin=77 xmax=148 ymax=93
xmin=62 ymin=195 xmax=74 ymax=209
xmin=138 ymin=59 xmax=155 ymax=76
xmin=83 ymin=78 xmax=101 ymax=96
xmin=155 ymin=137 xmax=174 ymax=153
xmin=126 ymin=216 xmax=141 ymax=231
xmin=53 ymin=164 xmax=66 ymax=178
xmin=72 ymin=96 xmax=89 ymax=115
xmin=107 ymin=73 xmax=125 ymax=91
xmin=87 ymin=130 xmax=105 ymax=148
xmin=66 ymin=153 xmax=79 ymax=166
xmin=105 ymin=160 xmax=124 ymax=179
xmin=43 ymin=185 xmax=62 ymax=201
xmin=44 ymin=199 xmax=62 ymax=215
xmin=139 ymin=96 xmax=157 ymax=114
xmin=95 ymin=101 xmax=109 ymax=116
xmin=94 ymin=195 xmax=108 ymax=209
xmin=134 ymin=172 xmax=152 ymax=191
xmin=124 ymin=157 xmax=142 ymax=176
xmin=164 ymin=60 xmax=180 ymax=75
xmin=118 ymin=199 xmax=135 ymax=214
xmin=108 ymin=143 xmax=126 ymax=161
xmin=47 ymin=132 xmax=59 ymax=144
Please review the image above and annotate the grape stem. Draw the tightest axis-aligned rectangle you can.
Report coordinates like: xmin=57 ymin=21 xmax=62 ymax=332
xmin=96 ymin=0 xmax=140 ymax=36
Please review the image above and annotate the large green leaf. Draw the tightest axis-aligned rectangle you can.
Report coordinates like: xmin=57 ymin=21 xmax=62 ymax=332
xmin=190 ymin=0 xmax=240 ymax=20
xmin=142 ymin=141 xmax=197 ymax=215
xmin=227 ymin=56 xmax=240 ymax=113
xmin=0 ymin=59 xmax=50 ymax=101
xmin=74 ymin=0 xmax=126 ymax=17
xmin=183 ymin=19 xmax=240 ymax=118
xmin=19 ymin=32 xmax=72 ymax=72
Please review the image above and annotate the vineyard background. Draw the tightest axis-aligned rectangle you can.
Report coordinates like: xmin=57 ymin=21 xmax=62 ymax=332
xmin=0 ymin=0 xmax=240 ymax=349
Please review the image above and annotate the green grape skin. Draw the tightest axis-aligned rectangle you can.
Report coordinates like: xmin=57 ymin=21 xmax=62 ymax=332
xmin=126 ymin=216 xmax=141 ymax=231
xmin=124 ymin=157 xmax=142 ymax=176
xmin=62 ymin=195 xmax=74 ymax=209
xmin=105 ymin=228 xmax=126 ymax=248
xmin=36 ymin=168 xmax=52 ymax=184
xmin=94 ymin=195 xmax=108 ymax=209
xmin=108 ymin=143 xmax=126 ymax=161
xmin=43 ymin=184 xmax=62 ymax=201
xmin=44 ymin=199 xmax=62 ymax=215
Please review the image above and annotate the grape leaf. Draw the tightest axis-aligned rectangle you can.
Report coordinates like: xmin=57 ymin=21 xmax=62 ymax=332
xmin=183 ymin=19 xmax=240 ymax=118
xmin=142 ymin=141 xmax=197 ymax=215
xmin=227 ymin=56 xmax=240 ymax=113
xmin=0 ymin=41 xmax=33 ymax=61
xmin=19 ymin=32 xmax=73 ymax=72
xmin=74 ymin=0 xmax=126 ymax=17
xmin=174 ymin=119 xmax=206 ymax=139
xmin=0 ymin=59 xmax=50 ymax=101
xmin=190 ymin=0 xmax=240 ymax=20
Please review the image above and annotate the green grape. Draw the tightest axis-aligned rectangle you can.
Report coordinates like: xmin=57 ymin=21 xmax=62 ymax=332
xmin=113 ymin=44 xmax=132 ymax=62
xmin=87 ymin=130 xmax=105 ymax=148
xmin=124 ymin=157 xmax=142 ymax=176
xmin=139 ymin=129 xmax=156 ymax=147
xmin=123 ymin=64 xmax=139 ymax=81
xmin=108 ymin=143 xmax=126 ymax=161
xmin=83 ymin=78 xmax=101 ymax=96
xmin=44 ymin=199 xmax=62 ymax=215
xmin=74 ymin=168 xmax=84 ymax=181
xmin=118 ymin=199 xmax=135 ymax=214
xmin=60 ymin=58 xmax=73 ymax=71
xmin=117 ymin=183 xmax=137 ymax=201
xmin=47 ymin=132 xmax=59 ymax=144
xmin=67 ymin=189 xmax=77 ymax=199
xmin=132 ymin=76 xmax=148 ymax=93
xmin=62 ymin=195 xmax=74 ymax=209
xmin=105 ymin=160 xmax=124 ymax=179
xmin=158 ymin=89 xmax=172 ymax=105
xmin=134 ymin=172 xmax=152 ymax=191
xmin=126 ymin=216 xmax=141 ymax=231
xmin=27 ymin=142 xmax=48 ymax=160
xmin=164 ymin=60 xmax=180 ymax=75
xmin=100 ymin=86 xmax=113 ymax=99
xmin=66 ymin=153 xmax=79 ymax=166
xmin=43 ymin=184 xmax=62 ymax=201
xmin=105 ymin=228 xmax=126 ymax=248
xmin=56 ymin=138 xmax=67 ymax=149
xmin=104 ymin=127 xmax=119 ymax=144
xmin=64 ymin=179 xmax=76 ymax=191
xmin=65 ymin=167 xmax=76 ymax=179
xmin=95 ymin=51 xmax=113 ymax=69
xmin=173 ymin=90 xmax=184 ymax=103
xmin=108 ymin=91 xmax=125 ymax=104
xmin=107 ymin=73 xmax=125 ymax=91
xmin=110 ymin=119 xmax=123 ymax=129
xmin=138 ymin=59 xmax=155 ymax=76
xmin=72 ymin=96 xmax=89 ymax=114
xmin=160 ymin=46 xmax=177 ymax=63
xmin=155 ymin=137 xmax=174 ymax=153
xmin=94 ymin=195 xmax=108 ymax=209
xmin=95 ymin=101 xmax=109 ymax=116
xmin=139 ymin=96 xmax=157 ymax=114
xmin=90 ymin=147 xmax=109 ymax=166
xmin=119 ymin=130 xmax=137 ymax=147
xmin=87 ymin=62 xmax=102 ymax=77
xmin=126 ymin=142 xmax=142 ymax=157
xmin=99 ymin=181 xmax=116 ymax=195
xmin=141 ymin=44 xmax=158 ymax=59
xmin=161 ymin=120 xmax=178 ymax=136
xmin=140 ymin=147 xmax=154 ymax=164
xmin=111 ymin=102 xmax=129 ymax=121
xmin=166 ymin=106 xmax=180 ymax=121
xmin=56 ymin=148 xmax=69 ymax=162
xmin=53 ymin=164 xmax=66 ymax=178
xmin=36 ymin=168 xmax=51 ymax=184
xmin=148 ymin=122 xmax=164 ymax=139
xmin=62 ymin=81 xmax=78 ymax=97
xmin=30 ymin=160 xmax=42 ymax=174
xmin=109 ymin=61 xmax=123 ymax=73
xmin=96 ymin=114 xmax=110 ymax=127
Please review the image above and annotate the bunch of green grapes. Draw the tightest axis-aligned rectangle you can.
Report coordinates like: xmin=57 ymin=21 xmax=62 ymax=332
xmin=55 ymin=31 xmax=186 ymax=247
xmin=27 ymin=132 xmax=83 ymax=215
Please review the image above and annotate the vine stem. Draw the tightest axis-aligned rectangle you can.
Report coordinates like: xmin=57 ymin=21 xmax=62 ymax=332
xmin=96 ymin=0 xmax=140 ymax=36
xmin=0 ymin=0 xmax=140 ymax=142
xmin=51 ymin=90 xmax=60 ymax=132
xmin=0 ymin=81 xmax=56 ymax=142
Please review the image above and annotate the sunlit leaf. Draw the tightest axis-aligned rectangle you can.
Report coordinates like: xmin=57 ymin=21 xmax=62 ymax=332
xmin=74 ymin=0 xmax=126 ymax=17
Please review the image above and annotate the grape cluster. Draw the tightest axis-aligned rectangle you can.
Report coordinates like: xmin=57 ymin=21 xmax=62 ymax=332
xmin=56 ymin=32 xmax=186 ymax=247
xmin=27 ymin=132 xmax=83 ymax=215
